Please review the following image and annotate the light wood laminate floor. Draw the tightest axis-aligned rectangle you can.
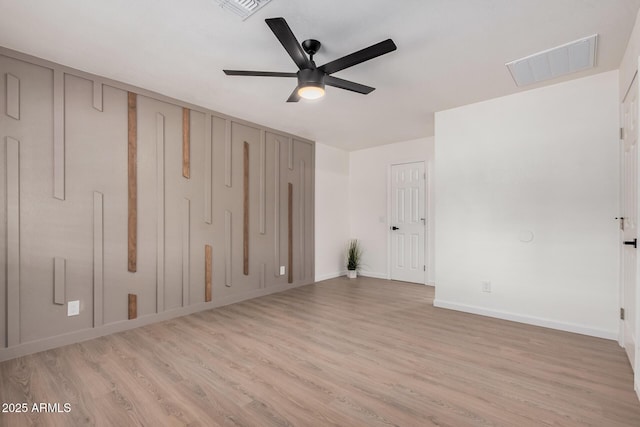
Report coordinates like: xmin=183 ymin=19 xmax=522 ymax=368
xmin=1 ymin=277 xmax=640 ymax=426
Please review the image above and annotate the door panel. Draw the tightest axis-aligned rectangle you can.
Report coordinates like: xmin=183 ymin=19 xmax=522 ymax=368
xmin=622 ymin=75 xmax=638 ymax=369
xmin=391 ymin=162 xmax=425 ymax=283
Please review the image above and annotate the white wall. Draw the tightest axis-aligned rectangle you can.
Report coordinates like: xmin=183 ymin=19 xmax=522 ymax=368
xmin=349 ymin=137 xmax=435 ymax=282
xmin=434 ymin=71 xmax=620 ymax=339
xmin=314 ymin=143 xmax=350 ymax=281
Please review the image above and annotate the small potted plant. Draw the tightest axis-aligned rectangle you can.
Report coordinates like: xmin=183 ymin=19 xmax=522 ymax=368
xmin=346 ymin=239 xmax=362 ymax=279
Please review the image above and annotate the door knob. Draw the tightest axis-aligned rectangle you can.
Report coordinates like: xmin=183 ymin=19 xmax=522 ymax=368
xmin=624 ymin=238 xmax=637 ymax=248
xmin=391 ymin=226 xmax=399 ymax=230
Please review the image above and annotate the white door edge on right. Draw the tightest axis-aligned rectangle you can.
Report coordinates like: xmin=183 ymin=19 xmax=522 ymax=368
xmin=621 ymin=73 xmax=638 ymax=371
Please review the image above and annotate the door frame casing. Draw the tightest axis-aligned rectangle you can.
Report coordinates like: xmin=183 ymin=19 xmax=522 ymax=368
xmin=386 ymin=160 xmax=428 ymax=284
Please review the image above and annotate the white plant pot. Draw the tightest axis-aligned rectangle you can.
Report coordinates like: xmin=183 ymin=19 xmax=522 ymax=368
xmin=347 ymin=270 xmax=357 ymax=279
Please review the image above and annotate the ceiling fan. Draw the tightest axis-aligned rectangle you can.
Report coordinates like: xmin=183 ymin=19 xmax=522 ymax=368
xmin=223 ymin=17 xmax=397 ymax=102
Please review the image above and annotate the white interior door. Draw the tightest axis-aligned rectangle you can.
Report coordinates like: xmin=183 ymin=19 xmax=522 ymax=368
xmin=390 ymin=162 xmax=425 ymax=283
xmin=622 ymin=75 xmax=638 ymax=370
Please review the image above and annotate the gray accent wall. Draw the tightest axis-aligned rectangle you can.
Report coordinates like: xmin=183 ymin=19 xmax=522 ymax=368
xmin=0 ymin=47 xmax=315 ymax=361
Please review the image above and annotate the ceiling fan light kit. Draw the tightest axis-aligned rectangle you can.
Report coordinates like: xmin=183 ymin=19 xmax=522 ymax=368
xmin=223 ymin=17 xmax=397 ymax=102
xmin=297 ymin=84 xmax=325 ymax=100
xmin=296 ymin=68 xmax=325 ymax=100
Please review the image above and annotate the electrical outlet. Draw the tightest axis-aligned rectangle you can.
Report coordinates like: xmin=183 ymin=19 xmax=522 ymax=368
xmin=67 ymin=300 xmax=80 ymax=316
xmin=481 ymin=281 xmax=491 ymax=293
xmin=280 ymin=266 xmax=286 ymax=275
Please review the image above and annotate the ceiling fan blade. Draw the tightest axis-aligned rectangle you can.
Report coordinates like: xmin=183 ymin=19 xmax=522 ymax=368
xmin=265 ymin=17 xmax=311 ymax=70
xmin=319 ymin=39 xmax=397 ymax=75
xmin=287 ymin=87 xmax=301 ymax=103
xmin=325 ymin=76 xmax=375 ymax=94
xmin=223 ymin=70 xmax=297 ymax=77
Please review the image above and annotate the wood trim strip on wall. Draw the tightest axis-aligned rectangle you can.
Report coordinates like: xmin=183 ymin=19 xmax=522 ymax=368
xmin=128 ymin=294 xmax=137 ymax=320
xmin=274 ymin=138 xmax=280 ymax=277
xmin=243 ymin=141 xmax=249 ymax=276
xmin=259 ymin=131 xmax=266 ymax=234
xmin=53 ymin=70 xmax=65 ymax=200
xmin=6 ymin=137 xmax=20 ymax=346
xmin=225 ymin=120 xmax=232 ymax=187
xmin=127 ymin=92 xmax=137 ymax=272
xmin=204 ymin=114 xmax=212 ymax=224
xmin=92 ymin=80 xmax=103 ymax=112
xmin=205 ymin=245 xmax=212 ymax=302
xmin=287 ymin=137 xmax=293 ymax=170
xmin=299 ymin=160 xmax=305 ymax=279
xmin=53 ymin=257 xmax=65 ymax=305
xmin=225 ymin=210 xmax=232 ymax=287
xmin=260 ymin=263 xmax=266 ymax=289
xmin=182 ymin=108 xmax=190 ymax=179
xmin=182 ymin=198 xmax=190 ymax=306
xmin=156 ymin=113 xmax=165 ymax=313
xmin=288 ymin=182 xmax=293 ymax=284
xmin=93 ymin=191 xmax=104 ymax=327
xmin=6 ymin=73 xmax=20 ymax=120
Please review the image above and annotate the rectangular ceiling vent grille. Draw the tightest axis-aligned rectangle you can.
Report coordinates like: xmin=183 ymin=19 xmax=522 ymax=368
xmin=214 ymin=0 xmax=273 ymax=20
xmin=506 ymin=34 xmax=598 ymax=87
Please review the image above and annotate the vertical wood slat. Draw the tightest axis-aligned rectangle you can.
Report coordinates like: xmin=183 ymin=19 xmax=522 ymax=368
xmin=54 ymin=257 xmax=65 ymax=305
xmin=299 ymin=160 xmax=305 ymax=279
xmin=6 ymin=73 xmax=20 ymax=120
xmin=288 ymin=183 xmax=293 ymax=284
xmin=243 ymin=141 xmax=249 ymax=276
xmin=128 ymin=294 xmax=137 ymax=320
xmin=92 ymin=80 xmax=103 ymax=112
xmin=225 ymin=120 xmax=232 ymax=187
xmin=204 ymin=114 xmax=212 ymax=224
xmin=156 ymin=113 xmax=165 ymax=313
xmin=182 ymin=198 xmax=190 ymax=306
xmin=53 ymin=70 xmax=65 ymax=200
xmin=6 ymin=137 xmax=20 ymax=346
xmin=287 ymin=138 xmax=293 ymax=170
xmin=205 ymin=245 xmax=212 ymax=302
xmin=274 ymin=139 xmax=280 ymax=277
xmin=93 ymin=191 xmax=104 ymax=327
xmin=127 ymin=92 xmax=137 ymax=272
xmin=259 ymin=131 xmax=266 ymax=234
xmin=260 ymin=263 xmax=266 ymax=289
xmin=182 ymin=108 xmax=190 ymax=179
xmin=225 ymin=210 xmax=232 ymax=287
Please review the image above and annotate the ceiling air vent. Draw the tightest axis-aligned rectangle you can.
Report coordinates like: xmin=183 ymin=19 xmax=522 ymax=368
xmin=213 ymin=0 xmax=273 ymax=20
xmin=506 ymin=34 xmax=598 ymax=87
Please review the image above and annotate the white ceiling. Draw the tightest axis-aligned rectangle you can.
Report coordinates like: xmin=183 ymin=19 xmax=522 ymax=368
xmin=1 ymin=0 xmax=639 ymax=150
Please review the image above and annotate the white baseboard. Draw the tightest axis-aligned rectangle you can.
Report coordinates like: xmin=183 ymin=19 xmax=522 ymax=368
xmin=433 ymin=299 xmax=617 ymax=341
xmin=358 ymin=273 xmax=434 ymax=285
xmin=315 ymin=271 xmax=346 ymax=282
xmin=360 ymin=271 xmax=388 ymax=280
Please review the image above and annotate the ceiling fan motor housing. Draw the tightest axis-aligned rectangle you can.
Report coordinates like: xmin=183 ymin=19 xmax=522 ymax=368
xmin=298 ymin=68 xmax=325 ymax=89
